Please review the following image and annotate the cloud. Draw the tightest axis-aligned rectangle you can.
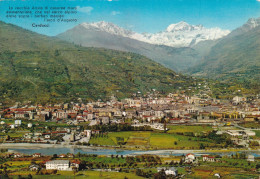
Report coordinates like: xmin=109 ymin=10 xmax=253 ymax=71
xmin=257 ymin=0 xmax=260 ymax=2
xmin=76 ymin=6 xmax=93 ymax=14
xmin=111 ymin=11 xmax=121 ymax=16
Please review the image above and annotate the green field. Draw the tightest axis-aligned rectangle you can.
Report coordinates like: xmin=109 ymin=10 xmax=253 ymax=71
xmin=167 ymin=125 xmax=213 ymax=133
xmin=253 ymin=130 xmax=260 ymax=138
xmin=89 ymin=131 xmax=133 ymax=146
xmin=150 ymin=133 xmax=178 ymax=147
xmin=89 ymin=136 xmax=116 ymax=146
xmin=0 ymin=132 xmax=25 ymax=138
xmin=10 ymin=171 xmax=144 ymax=179
xmin=189 ymin=163 xmax=260 ymax=179
xmin=89 ymin=131 xmax=152 ymax=147
xmin=89 ymin=126 xmax=217 ymax=149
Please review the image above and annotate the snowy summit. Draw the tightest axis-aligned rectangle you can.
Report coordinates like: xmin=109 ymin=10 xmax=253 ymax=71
xmin=80 ymin=21 xmax=230 ymax=47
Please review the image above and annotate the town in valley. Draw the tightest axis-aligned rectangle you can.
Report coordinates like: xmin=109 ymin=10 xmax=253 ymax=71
xmin=0 ymin=90 xmax=259 ymax=178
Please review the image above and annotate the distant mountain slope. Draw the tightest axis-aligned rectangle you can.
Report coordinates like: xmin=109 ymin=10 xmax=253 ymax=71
xmin=57 ymin=23 xmax=202 ymax=71
xmin=0 ymin=21 xmax=193 ymax=103
xmin=0 ymin=21 xmax=72 ymax=52
xmin=189 ymin=18 xmax=260 ymax=88
xmin=227 ymin=18 xmax=260 ymax=38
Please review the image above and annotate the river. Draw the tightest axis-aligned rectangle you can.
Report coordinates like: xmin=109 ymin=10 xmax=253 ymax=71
xmin=4 ymin=144 xmax=260 ymax=157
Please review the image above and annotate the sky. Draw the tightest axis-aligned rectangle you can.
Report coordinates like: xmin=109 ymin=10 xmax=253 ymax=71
xmin=0 ymin=0 xmax=260 ymax=36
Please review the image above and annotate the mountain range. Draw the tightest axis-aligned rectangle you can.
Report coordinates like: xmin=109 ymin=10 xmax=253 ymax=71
xmin=79 ymin=21 xmax=230 ymax=47
xmin=58 ymin=21 xmax=227 ymax=71
xmin=0 ymin=21 xmax=195 ymax=104
xmin=58 ymin=18 xmax=260 ymax=92
xmin=0 ymin=16 xmax=259 ymax=103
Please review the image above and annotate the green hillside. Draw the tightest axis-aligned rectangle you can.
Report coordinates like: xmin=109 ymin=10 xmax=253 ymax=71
xmin=0 ymin=21 xmax=193 ymax=104
xmin=189 ymin=25 xmax=260 ymax=92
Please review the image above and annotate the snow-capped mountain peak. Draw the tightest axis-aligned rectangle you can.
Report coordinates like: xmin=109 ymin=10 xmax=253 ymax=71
xmin=142 ymin=22 xmax=230 ymax=47
xmin=245 ymin=17 xmax=260 ymax=29
xmin=80 ymin=21 xmax=230 ymax=47
xmin=166 ymin=21 xmax=196 ymax=32
xmin=81 ymin=21 xmax=135 ymax=37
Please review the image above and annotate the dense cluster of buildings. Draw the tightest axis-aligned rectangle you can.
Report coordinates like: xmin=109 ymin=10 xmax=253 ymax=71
xmin=1 ymin=94 xmax=259 ymax=125
xmin=0 ymin=93 xmax=259 ymax=146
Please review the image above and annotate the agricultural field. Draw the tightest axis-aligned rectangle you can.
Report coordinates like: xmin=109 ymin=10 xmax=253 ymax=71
xmin=167 ymin=125 xmax=213 ymax=134
xmin=88 ymin=126 xmax=221 ymax=150
xmin=9 ymin=171 xmax=145 ymax=179
xmin=89 ymin=136 xmax=116 ymax=146
xmin=188 ymin=165 xmax=259 ymax=179
xmin=79 ymin=170 xmax=145 ymax=179
xmin=126 ymin=132 xmax=150 ymax=147
xmin=254 ymin=130 xmax=260 ymax=138
xmin=151 ymin=133 xmax=210 ymax=149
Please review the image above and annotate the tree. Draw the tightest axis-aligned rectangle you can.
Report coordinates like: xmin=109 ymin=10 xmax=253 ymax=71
xmin=199 ymin=143 xmax=205 ymax=149
xmin=54 ymin=50 xmax=60 ymax=56
xmin=154 ymin=169 xmax=166 ymax=179
xmin=136 ymin=169 xmax=143 ymax=176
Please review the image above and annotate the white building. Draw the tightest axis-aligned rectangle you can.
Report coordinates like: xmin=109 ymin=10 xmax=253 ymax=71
xmin=185 ymin=153 xmax=195 ymax=163
xmin=157 ymin=167 xmax=178 ymax=176
xmin=28 ymin=123 xmax=33 ymax=128
xmin=165 ymin=167 xmax=178 ymax=176
xmin=233 ymin=96 xmax=246 ymax=103
xmin=46 ymin=160 xmax=71 ymax=171
xmin=202 ymin=155 xmax=215 ymax=162
xmin=14 ymin=120 xmax=22 ymax=127
xmin=247 ymin=155 xmax=255 ymax=162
